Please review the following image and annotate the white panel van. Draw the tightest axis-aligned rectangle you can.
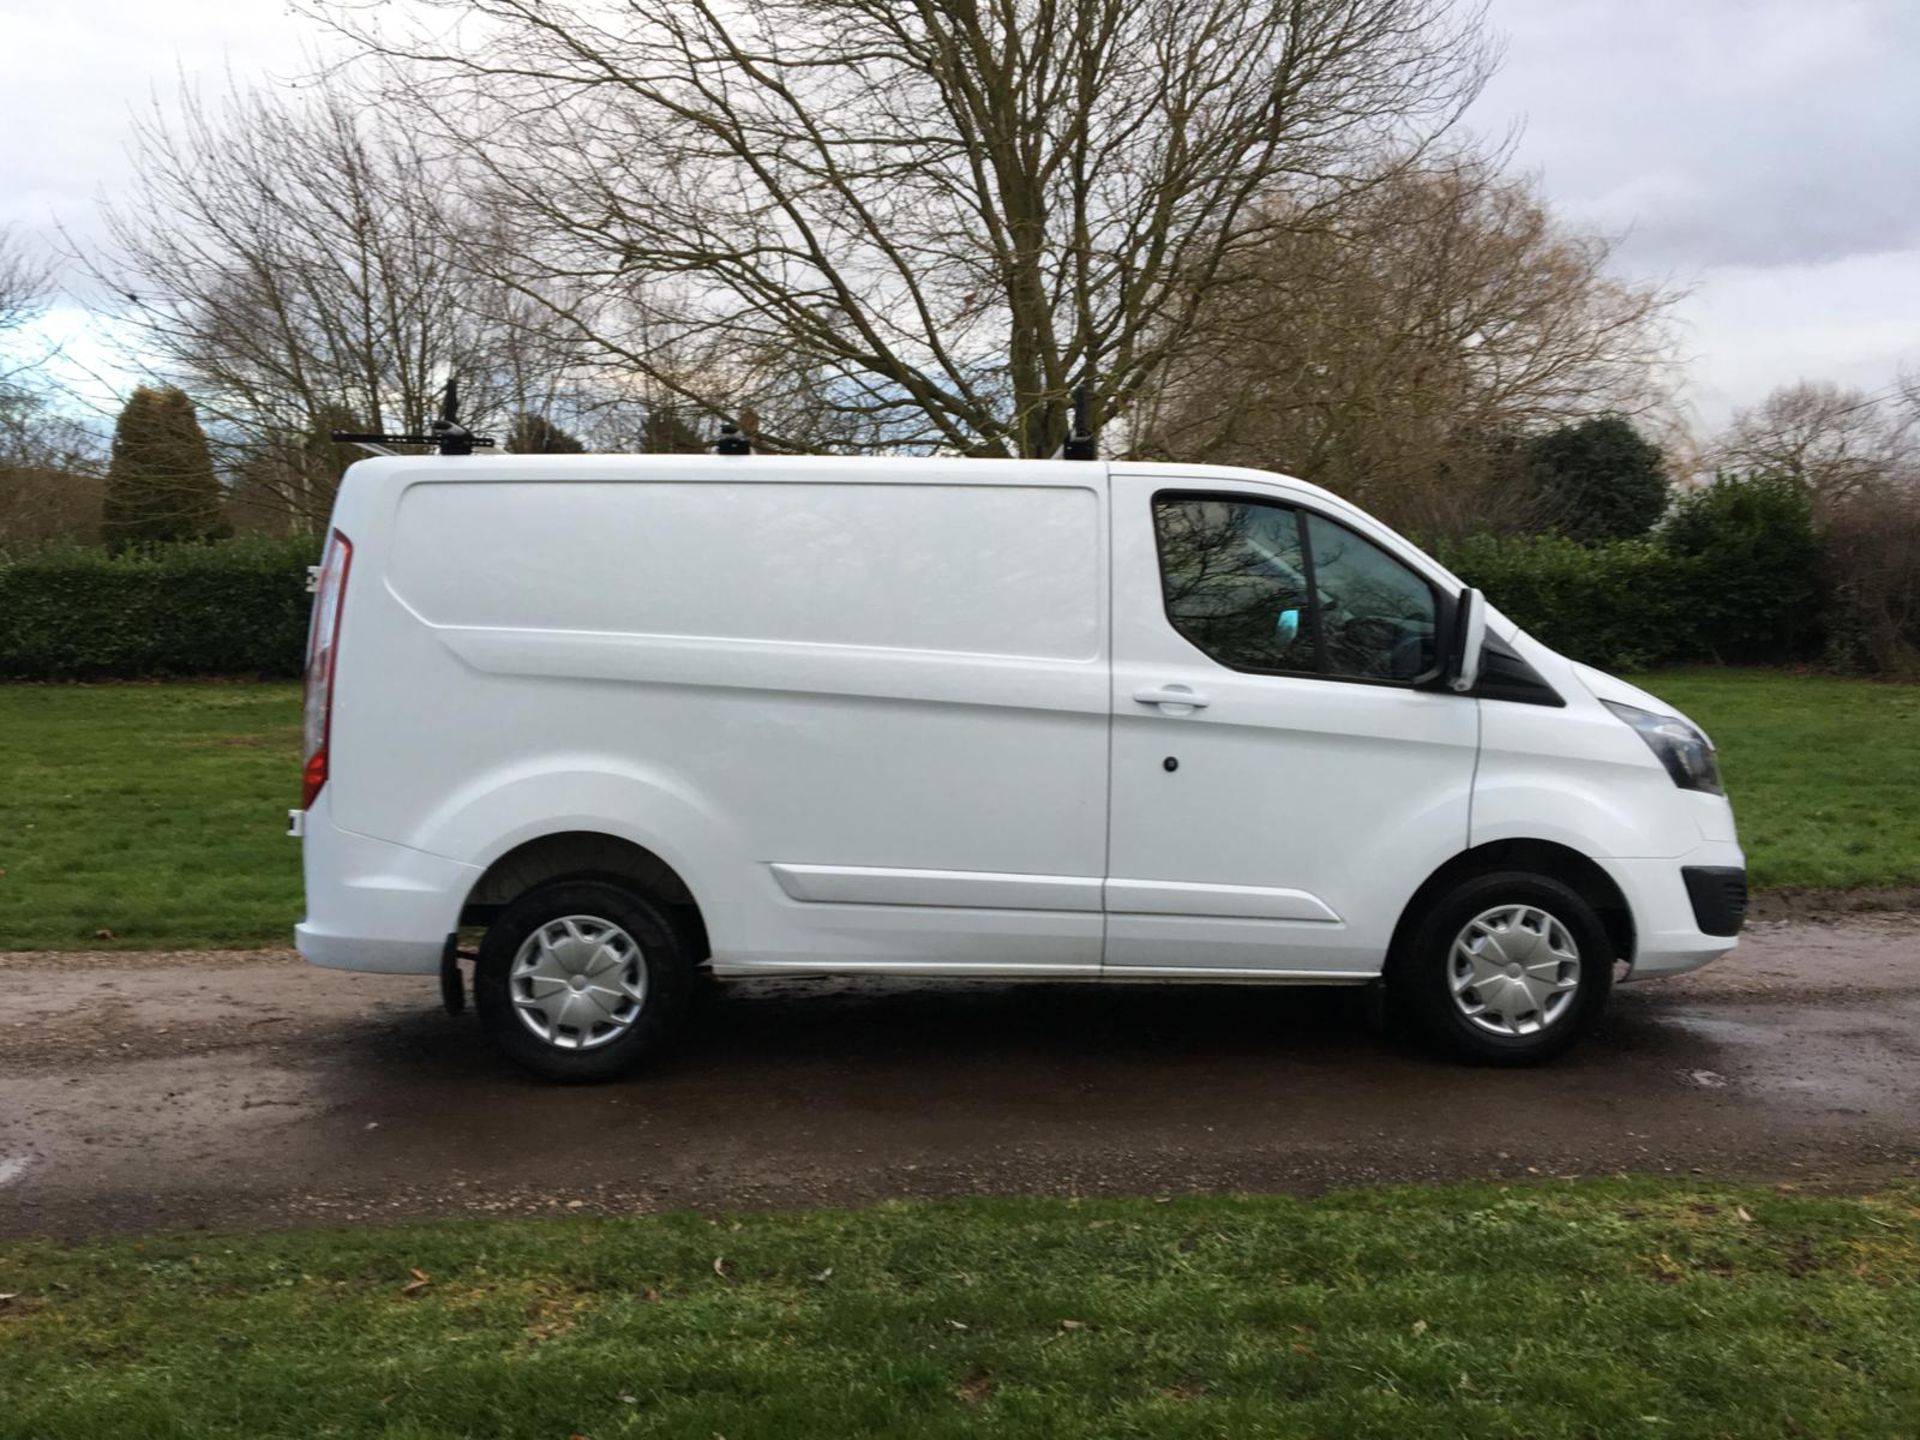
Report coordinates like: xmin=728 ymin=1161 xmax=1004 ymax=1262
xmin=292 ymin=454 xmax=1746 ymax=1077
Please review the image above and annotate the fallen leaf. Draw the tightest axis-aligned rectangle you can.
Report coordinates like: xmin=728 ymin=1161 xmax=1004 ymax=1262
xmin=94 ymin=928 xmax=116 ymax=940
xmin=1059 ymin=1319 xmax=1087 ymax=1332
xmin=1736 ymin=1206 xmax=1753 ymax=1223
xmin=1411 ymin=1319 xmax=1428 ymax=1337
xmin=409 ymin=1268 xmax=429 ymax=1282
xmin=712 ymin=1256 xmax=730 ymax=1279
xmin=400 ymin=1278 xmax=430 ymax=1296
xmin=812 ymin=1267 xmax=833 ymax=1283
xmin=947 ymin=1319 xmax=969 ymax=1331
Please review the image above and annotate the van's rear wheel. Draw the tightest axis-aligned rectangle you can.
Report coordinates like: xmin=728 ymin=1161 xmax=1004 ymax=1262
xmin=1391 ymin=871 xmax=1612 ymax=1065
xmin=473 ymin=879 xmax=692 ymax=1081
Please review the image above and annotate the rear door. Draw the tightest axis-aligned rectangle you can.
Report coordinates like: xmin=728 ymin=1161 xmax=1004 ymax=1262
xmin=1103 ymin=470 xmax=1479 ymax=977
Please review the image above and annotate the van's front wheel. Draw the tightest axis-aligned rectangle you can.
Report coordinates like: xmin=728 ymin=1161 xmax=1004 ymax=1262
xmin=473 ymin=879 xmax=692 ymax=1081
xmin=1391 ymin=872 xmax=1613 ymax=1065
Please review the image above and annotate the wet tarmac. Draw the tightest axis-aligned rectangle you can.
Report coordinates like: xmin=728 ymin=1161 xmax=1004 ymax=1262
xmin=1 ymin=915 xmax=1916 ymax=1238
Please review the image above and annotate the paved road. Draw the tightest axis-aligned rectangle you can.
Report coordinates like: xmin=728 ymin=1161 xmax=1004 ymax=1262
xmin=2 ymin=916 xmax=1917 ymax=1238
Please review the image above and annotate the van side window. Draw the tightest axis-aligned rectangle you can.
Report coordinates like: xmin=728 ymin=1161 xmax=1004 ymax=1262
xmin=1151 ymin=496 xmax=1316 ymax=673
xmin=1302 ymin=513 xmax=1437 ymax=681
xmin=1152 ymin=495 xmax=1438 ymax=683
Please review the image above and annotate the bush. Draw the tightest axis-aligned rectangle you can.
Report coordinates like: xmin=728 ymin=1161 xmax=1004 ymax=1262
xmin=0 ymin=537 xmax=319 ymax=680
xmin=1661 ymin=472 xmax=1822 ymax=663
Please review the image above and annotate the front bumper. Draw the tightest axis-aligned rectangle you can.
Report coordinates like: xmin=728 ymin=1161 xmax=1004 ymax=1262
xmin=1598 ymin=840 xmax=1746 ymax=981
xmin=294 ymin=792 xmax=479 ymax=975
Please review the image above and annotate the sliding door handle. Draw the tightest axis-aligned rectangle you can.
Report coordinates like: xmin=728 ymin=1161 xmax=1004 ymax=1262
xmin=1132 ymin=684 xmax=1210 ymax=711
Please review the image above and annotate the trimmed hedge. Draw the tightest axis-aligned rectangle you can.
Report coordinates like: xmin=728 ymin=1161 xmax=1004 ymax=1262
xmin=0 ymin=538 xmax=319 ymax=680
xmin=1436 ymin=474 xmax=1826 ymax=673
xmin=1436 ymin=533 xmax=1680 ymax=672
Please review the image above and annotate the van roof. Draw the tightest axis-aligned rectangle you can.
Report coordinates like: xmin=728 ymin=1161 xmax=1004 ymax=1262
xmin=343 ymin=451 xmax=1345 ymax=507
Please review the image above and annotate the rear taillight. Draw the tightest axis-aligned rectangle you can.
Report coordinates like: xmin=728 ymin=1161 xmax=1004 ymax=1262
xmin=300 ymin=528 xmax=352 ymax=809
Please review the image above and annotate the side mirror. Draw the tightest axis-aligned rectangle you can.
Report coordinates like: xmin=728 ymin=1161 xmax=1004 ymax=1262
xmin=1446 ymin=587 xmax=1487 ymax=693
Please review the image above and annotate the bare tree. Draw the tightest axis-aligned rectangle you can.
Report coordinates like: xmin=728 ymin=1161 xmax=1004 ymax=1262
xmin=309 ymin=0 xmax=1494 ymax=456
xmin=1712 ymin=380 xmax=1918 ymax=524
xmin=0 ymin=404 xmax=103 ymax=554
xmin=1135 ymin=153 xmax=1677 ymax=534
xmin=81 ymin=82 xmax=602 ymax=532
xmin=1702 ymin=378 xmax=1920 ymax=676
xmin=0 ymin=225 xmax=57 ymax=399
xmin=0 ymin=227 xmax=105 ymax=553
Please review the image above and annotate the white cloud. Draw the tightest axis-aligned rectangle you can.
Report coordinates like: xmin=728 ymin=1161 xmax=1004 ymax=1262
xmin=1474 ymin=0 xmax=1920 ymax=428
xmin=0 ymin=1 xmax=326 ymax=249
xmin=1677 ymin=251 xmax=1920 ymax=426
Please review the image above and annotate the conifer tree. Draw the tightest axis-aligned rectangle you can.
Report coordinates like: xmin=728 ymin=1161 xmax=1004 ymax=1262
xmin=102 ymin=385 xmax=228 ymax=549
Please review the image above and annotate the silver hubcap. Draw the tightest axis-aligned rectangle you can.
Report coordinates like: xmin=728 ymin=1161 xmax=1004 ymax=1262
xmin=509 ymin=916 xmax=647 ymax=1050
xmin=1448 ymin=904 xmax=1582 ymax=1037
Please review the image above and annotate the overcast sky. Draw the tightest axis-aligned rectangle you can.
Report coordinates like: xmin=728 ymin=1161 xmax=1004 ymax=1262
xmin=3 ymin=0 xmax=1915 ymax=434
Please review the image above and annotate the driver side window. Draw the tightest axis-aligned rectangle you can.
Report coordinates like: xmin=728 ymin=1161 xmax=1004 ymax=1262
xmin=1152 ymin=494 xmax=1439 ymax=683
xmin=1303 ymin=512 xmax=1438 ymax=681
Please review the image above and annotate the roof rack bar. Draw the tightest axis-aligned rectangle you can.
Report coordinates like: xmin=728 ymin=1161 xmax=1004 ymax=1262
xmin=332 ymin=379 xmax=495 ymax=455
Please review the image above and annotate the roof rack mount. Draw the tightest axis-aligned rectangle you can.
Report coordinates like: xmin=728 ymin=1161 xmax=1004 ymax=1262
xmin=1055 ymin=382 xmax=1096 ymax=461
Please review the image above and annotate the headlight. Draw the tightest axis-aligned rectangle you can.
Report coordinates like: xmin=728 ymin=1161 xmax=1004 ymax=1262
xmin=1603 ymin=701 xmax=1723 ymax=794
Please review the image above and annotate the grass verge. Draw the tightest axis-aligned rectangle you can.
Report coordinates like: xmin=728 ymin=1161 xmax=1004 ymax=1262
xmin=1634 ymin=668 xmax=1920 ymax=889
xmin=3 ymin=1181 xmax=1919 ymax=1438
xmin=0 ymin=669 xmax=1914 ymax=949
xmin=0 ymin=682 xmax=302 ymax=949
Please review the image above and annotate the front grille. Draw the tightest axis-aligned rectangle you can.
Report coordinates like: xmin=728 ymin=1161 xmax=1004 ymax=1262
xmin=1682 ymin=866 xmax=1748 ymax=937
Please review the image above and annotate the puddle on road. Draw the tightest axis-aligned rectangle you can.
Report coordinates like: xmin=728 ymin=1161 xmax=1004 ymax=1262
xmin=1662 ymin=1012 xmax=1775 ymax=1048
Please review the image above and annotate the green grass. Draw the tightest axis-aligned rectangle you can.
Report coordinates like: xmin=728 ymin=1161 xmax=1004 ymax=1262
xmin=0 ymin=669 xmax=1914 ymax=950
xmin=3 ymin=1182 xmax=1919 ymax=1438
xmin=1634 ymin=668 xmax=1920 ymax=890
xmin=0 ymin=683 xmax=302 ymax=949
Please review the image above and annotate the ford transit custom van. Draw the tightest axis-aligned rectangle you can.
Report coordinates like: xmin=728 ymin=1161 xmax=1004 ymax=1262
xmin=292 ymin=454 xmax=1745 ymax=1077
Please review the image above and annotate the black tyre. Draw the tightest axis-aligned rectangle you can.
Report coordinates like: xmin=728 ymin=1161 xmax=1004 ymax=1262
xmin=1389 ymin=870 xmax=1613 ymax=1066
xmin=473 ymin=879 xmax=693 ymax=1082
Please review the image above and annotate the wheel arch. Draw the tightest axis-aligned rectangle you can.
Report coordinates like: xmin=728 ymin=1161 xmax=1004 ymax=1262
xmin=460 ymin=830 xmax=710 ymax=961
xmin=1387 ymin=839 xmax=1635 ymax=973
